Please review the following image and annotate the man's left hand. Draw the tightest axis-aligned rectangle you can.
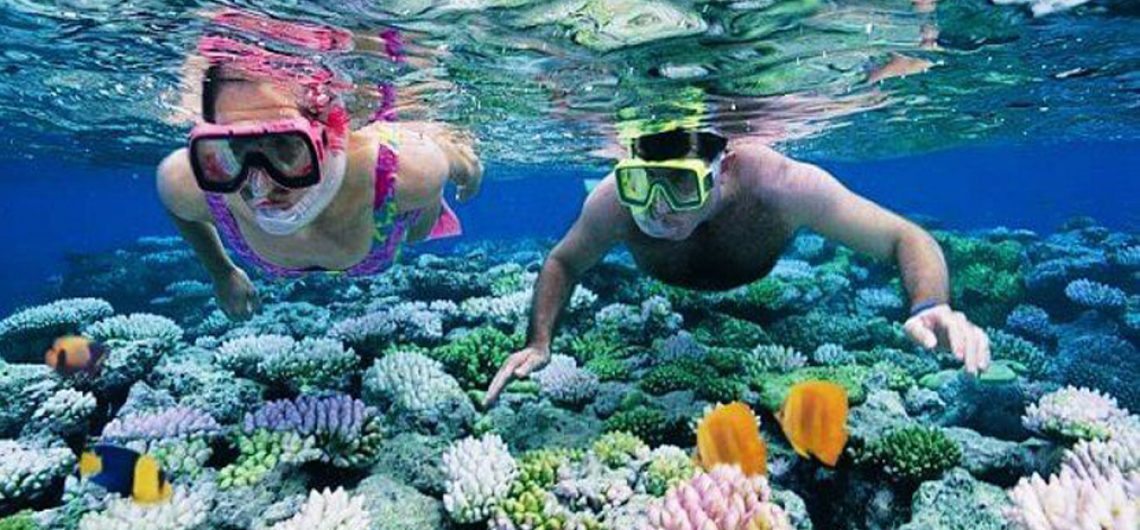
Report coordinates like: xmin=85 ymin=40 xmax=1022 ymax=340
xmin=904 ymin=304 xmax=991 ymax=375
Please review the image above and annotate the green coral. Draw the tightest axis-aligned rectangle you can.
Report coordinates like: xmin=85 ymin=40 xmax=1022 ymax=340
xmin=218 ymin=430 xmax=319 ymax=489
xmin=642 ymin=448 xmax=698 ymax=496
xmin=560 ymin=328 xmax=635 ymax=364
xmin=429 ymin=327 xmax=522 ymax=389
xmin=593 ymin=431 xmax=649 ymax=468
xmin=755 ymin=365 xmax=871 ymax=412
xmin=855 ymin=426 xmax=962 ymax=483
xmin=0 ymin=513 xmax=37 ymax=530
xmin=855 ymin=347 xmax=940 ymax=378
xmin=584 ymin=356 xmax=630 ymax=381
xmin=697 ymin=378 xmax=748 ymax=403
xmin=494 ymin=483 xmax=602 ymax=530
xmin=934 ymin=232 xmax=1025 ymax=327
xmin=705 ymin=347 xmax=750 ymax=375
xmin=639 ymin=360 xmax=714 ymax=395
xmin=692 ymin=315 xmax=771 ymax=348
xmin=870 ymin=361 xmax=916 ymax=392
xmin=986 ymin=328 xmax=1048 ymax=378
xmin=603 ymin=407 xmax=676 ymax=446
xmin=770 ymin=312 xmax=869 ymax=352
xmin=515 ymin=448 xmax=582 ymax=491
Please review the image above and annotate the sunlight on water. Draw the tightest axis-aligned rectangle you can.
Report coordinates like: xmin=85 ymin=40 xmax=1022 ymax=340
xmin=0 ymin=0 xmax=1136 ymax=167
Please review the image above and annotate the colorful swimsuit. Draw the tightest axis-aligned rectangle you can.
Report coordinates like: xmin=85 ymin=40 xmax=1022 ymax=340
xmin=204 ymin=126 xmax=460 ymax=278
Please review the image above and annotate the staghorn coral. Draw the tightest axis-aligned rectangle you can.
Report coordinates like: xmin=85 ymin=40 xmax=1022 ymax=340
xmin=0 ymin=362 xmax=59 ymax=437
xmin=216 ymin=335 xmax=358 ymax=394
xmin=442 ymin=434 xmax=518 ymax=524
xmin=1005 ymin=466 xmax=1138 ymax=530
xmin=76 ymin=486 xmax=211 ymax=530
xmin=1064 ymin=279 xmax=1127 ymax=312
xmin=855 ymin=426 xmax=962 ymax=483
xmin=645 ymin=465 xmax=792 ymax=530
xmin=593 ymin=431 xmax=650 ymax=469
xmin=362 ymin=350 xmax=474 ymax=436
xmin=746 ymin=345 xmax=808 ymax=375
xmin=532 ymin=354 xmax=600 ymax=408
xmin=641 ymin=445 xmax=699 ymax=497
xmin=1022 ymin=386 xmax=1129 ymax=442
xmin=1005 ymin=304 xmax=1055 ymax=343
xmin=84 ymin=313 xmax=184 ymax=350
xmin=0 ymin=441 xmax=75 ymax=513
xmin=268 ymin=488 xmax=370 ymax=530
xmin=0 ymin=298 xmax=114 ymax=362
xmin=25 ymin=388 xmax=97 ymax=439
xmin=329 ymin=301 xmax=447 ymax=355
xmin=811 ymin=344 xmax=854 ymax=366
xmin=428 ymin=326 xmax=522 ymax=390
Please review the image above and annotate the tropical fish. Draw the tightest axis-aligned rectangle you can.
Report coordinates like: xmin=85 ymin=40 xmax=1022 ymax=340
xmin=45 ymin=336 xmax=106 ymax=376
xmin=695 ymin=402 xmax=768 ymax=476
xmin=79 ymin=444 xmax=173 ymax=504
xmin=865 ymin=53 xmax=934 ymax=84
xmin=776 ymin=381 xmax=849 ymax=467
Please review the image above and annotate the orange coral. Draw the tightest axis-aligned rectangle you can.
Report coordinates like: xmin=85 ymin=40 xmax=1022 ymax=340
xmin=776 ymin=380 xmax=849 ymax=466
xmin=696 ymin=402 xmax=768 ymax=476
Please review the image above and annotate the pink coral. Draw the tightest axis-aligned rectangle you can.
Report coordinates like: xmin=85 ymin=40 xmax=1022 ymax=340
xmin=645 ymin=465 xmax=792 ymax=530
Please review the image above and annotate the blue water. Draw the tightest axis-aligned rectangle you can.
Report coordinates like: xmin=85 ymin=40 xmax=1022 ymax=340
xmin=3 ymin=139 xmax=1138 ymax=315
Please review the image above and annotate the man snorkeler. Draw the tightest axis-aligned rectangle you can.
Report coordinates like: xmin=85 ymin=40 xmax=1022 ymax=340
xmin=484 ymin=128 xmax=990 ymax=405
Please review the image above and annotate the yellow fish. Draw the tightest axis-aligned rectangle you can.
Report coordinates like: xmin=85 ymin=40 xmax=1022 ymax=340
xmin=80 ymin=444 xmax=173 ymax=504
xmin=695 ymin=402 xmax=768 ymax=476
xmin=776 ymin=381 xmax=849 ymax=466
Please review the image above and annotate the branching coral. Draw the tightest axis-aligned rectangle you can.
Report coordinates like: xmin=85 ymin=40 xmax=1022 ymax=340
xmin=216 ymin=335 xmax=358 ymax=394
xmin=532 ymin=354 xmax=600 ymax=408
xmin=362 ymin=350 xmax=474 ymax=436
xmin=0 ymin=441 xmax=75 ymax=513
xmin=593 ymin=431 xmax=650 ymax=469
xmin=1064 ymin=279 xmax=1127 ymax=312
xmin=0 ymin=362 xmax=59 ymax=437
xmin=84 ymin=313 xmax=184 ymax=350
xmin=746 ymin=345 xmax=808 ymax=375
xmin=645 ymin=465 xmax=792 ymax=530
xmin=0 ymin=298 xmax=114 ymax=362
xmin=100 ymin=407 xmax=222 ymax=478
xmin=604 ymin=407 xmax=678 ymax=447
xmin=428 ymin=326 xmax=522 ymax=390
xmin=811 ymin=344 xmax=855 ymax=366
xmin=442 ymin=434 xmax=518 ymax=524
xmin=1022 ymin=386 xmax=1129 ymax=441
xmin=854 ymin=426 xmax=962 ymax=483
xmin=755 ymin=365 xmax=870 ymax=412
xmin=76 ymin=486 xmax=211 ymax=530
xmin=220 ymin=394 xmax=382 ymax=488
xmin=268 ymin=488 xmax=370 ymax=530
xmin=25 ymin=387 xmax=96 ymax=439
xmin=1006 ymin=466 xmax=1138 ymax=530
xmin=329 ymin=301 xmax=448 ymax=354
xmin=1005 ymin=304 xmax=1055 ymax=343
xmin=691 ymin=316 xmax=771 ymax=349
xmin=641 ymin=445 xmax=698 ymax=497
xmin=595 ymin=296 xmax=683 ymax=345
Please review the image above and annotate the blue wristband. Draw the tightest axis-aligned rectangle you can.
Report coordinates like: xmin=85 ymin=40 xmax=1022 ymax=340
xmin=909 ymin=299 xmax=944 ymax=317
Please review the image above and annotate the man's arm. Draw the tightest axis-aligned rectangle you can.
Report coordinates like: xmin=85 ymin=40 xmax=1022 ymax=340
xmin=484 ymin=176 xmax=627 ymax=405
xmin=762 ymin=154 xmax=989 ymax=373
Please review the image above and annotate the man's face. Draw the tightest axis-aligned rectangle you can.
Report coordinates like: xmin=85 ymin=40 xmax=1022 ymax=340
xmin=628 ymin=159 xmax=718 ymax=241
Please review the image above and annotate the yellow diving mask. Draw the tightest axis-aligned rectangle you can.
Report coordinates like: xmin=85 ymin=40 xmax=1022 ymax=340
xmin=613 ymin=157 xmax=714 ymax=211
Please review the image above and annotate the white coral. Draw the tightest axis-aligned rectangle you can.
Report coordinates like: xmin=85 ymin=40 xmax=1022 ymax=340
xmin=1022 ymin=386 xmax=1129 ymax=441
xmin=28 ymin=388 xmax=97 ymax=437
xmin=0 ymin=441 xmax=75 ymax=506
xmin=269 ymin=488 xmax=370 ymax=530
xmin=77 ymin=486 xmax=210 ymax=530
xmin=443 ymin=434 xmax=518 ymax=524
xmin=363 ymin=350 xmax=466 ymax=418
xmin=85 ymin=313 xmax=184 ymax=349
xmin=532 ymin=354 xmax=599 ymax=407
xmin=1006 ymin=466 xmax=1138 ymax=530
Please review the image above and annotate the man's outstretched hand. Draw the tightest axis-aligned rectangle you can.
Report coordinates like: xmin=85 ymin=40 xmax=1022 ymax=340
xmin=483 ymin=345 xmax=552 ymax=408
xmin=904 ymin=303 xmax=991 ymax=375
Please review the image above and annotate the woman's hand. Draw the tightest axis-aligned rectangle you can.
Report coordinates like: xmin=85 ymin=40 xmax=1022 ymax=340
xmin=213 ymin=268 xmax=261 ymax=321
xmin=483 ymin=344 xmax=551 ymax=407
xmin=904 ymin=303 xmax=991 ymax=375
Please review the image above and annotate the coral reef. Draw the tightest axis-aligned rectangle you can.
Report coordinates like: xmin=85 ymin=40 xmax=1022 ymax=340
xmin=1022 ymin=386 xmax=1128 ymax=441
xmin=645 ymin=465 xmax=792 ymax=530
xmin=0 ymin=298 xmax=114 ymax=362
xmin=268 ymin=488 xmax=370 ymax=530
xmin=854 ymin=426 xmax=962 ymax=483
xmin=362 ymin=350 xmax=474 ymax=437
xmin=442 ymin=434 xmax=517 ymax=524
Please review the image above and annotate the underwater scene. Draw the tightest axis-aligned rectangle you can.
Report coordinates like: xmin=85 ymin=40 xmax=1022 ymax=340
xmin=1 ymin=1 xmax=1139 ymax=530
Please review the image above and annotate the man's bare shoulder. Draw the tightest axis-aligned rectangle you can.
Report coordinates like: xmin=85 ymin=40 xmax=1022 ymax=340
xmin=726 ymin=141 xmax=801 ymax=196
xmin=580 ymin=174 xmax=632 ymax=238
xmin=156 ymin=148 xmax=210 ymax=223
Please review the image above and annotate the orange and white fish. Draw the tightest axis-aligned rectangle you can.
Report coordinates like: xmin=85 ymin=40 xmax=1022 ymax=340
xmin=45 ymin=336 xmax=106 ymax=376
xmin=776 ymin=381 xmax=849 ymax=466
xmin=695 ymin=402 xmax=768 ymax=476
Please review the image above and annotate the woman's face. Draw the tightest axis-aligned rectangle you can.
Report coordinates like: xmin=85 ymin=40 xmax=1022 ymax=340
xmin=212 ymin=82 xmax=310 ymax=212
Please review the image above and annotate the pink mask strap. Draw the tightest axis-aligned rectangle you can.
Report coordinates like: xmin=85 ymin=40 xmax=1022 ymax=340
xmin=209 ymin=9 xmax=354 ymax=53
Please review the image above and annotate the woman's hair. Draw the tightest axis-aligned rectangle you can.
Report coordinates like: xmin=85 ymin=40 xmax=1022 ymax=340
xmin=201 ymin=65 xmax=249 ymax=124
xmin=632 ymin=129 xmax=727 ymax=162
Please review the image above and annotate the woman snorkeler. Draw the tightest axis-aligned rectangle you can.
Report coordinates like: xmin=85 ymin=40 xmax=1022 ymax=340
xmin=157 ymin=33 xmax=482 ymax=320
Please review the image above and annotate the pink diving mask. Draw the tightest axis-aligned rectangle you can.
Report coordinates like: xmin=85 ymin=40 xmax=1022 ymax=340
xmin=188 ymin=111 xmax=346 ymax=194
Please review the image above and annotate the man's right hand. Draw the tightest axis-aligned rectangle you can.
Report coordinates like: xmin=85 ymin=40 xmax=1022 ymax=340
xmin=483 ymin=345 xmax=552 ymax=408
xmin=214 ymin=267 xmax=261 ymax=321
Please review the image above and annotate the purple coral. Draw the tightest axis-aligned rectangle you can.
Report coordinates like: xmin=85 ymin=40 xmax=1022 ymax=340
xmin=102 ymin=406 xmax=221 ymax=441
xmin=646 ymin=465 xmax=792 ymax=530
xmin=242 ymin=394 xmax=374 ymax=440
